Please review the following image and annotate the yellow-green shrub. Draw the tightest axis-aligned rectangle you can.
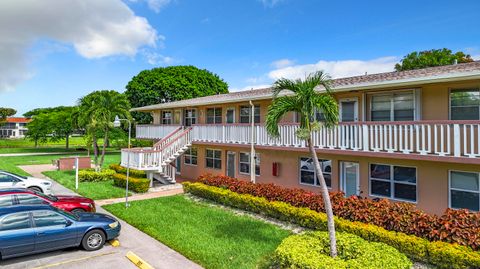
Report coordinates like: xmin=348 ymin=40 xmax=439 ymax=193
xmin=109 ymin=164 xmax=146 ymax=178
xmin=78 ymin=169 xmax=115 ymax=182
xmin=183 ymin=182 xmax=480 ymax=269
xmin=113 ymin=173 xmax=150 ymax=193
xmin=274 ymin=231 xmax=412 ymax=269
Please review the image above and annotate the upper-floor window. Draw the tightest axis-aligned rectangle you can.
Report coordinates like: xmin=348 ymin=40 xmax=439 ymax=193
xmin=371 ymin=92 xmax=414 ymax=121
xmin=240 ymin=105 xmax=260 ymax=123
xmin=450 ymin=89 xmax=480 ymax=120
xmin=184 ymin=109 xmax=197 ymax=126
xmin=449 ymin=171 xmax=479 ymax=211
xmin=370 ymin=164 xmax=417 ymax=202
xmin=299 ymin=158 xmax=332 ymax=188
xmin=162 ymin=111 xmax=172 ymax=124
xmin=206 ymin=108 xmax=222 ymax=124
xmin=226 ymin=108 xmax=235 ymax=123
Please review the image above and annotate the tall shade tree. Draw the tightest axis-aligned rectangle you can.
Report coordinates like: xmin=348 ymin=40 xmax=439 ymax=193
xmin=125 ymin=65 xmax=229 ymax=123
xmin=0 ymin=107 xmax=16 ymax=125
xmin=395 ymin=48 xmax=474 ymax=71
xmin=266 ymin=71 xmax=339 ymax=257
xmin=77 ymin=90 xmax=131 ymax=170
xmin=25 ymin=113 xmax=51 ymax=147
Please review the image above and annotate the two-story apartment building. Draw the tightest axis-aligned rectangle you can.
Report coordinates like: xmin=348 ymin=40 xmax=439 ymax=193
xmin=122 ymin=61 xmax=480 ymax=215
xmin=0 ymin=117 xmax=30 ymax=138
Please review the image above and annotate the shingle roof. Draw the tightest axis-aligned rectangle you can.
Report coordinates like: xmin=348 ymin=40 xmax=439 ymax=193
xmin=6 ymin=117 xmax=31 ymax=123
xmin=132 ymin=61 xmax=480 ymax=111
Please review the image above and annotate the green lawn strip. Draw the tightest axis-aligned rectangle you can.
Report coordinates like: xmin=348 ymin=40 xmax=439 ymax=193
xmin=0 ymin=147 xmax=80 ymax=154
xmin=104 ymin=195 xmax=291 ymax=269
xmin=0 ymin=137 xmax=89 ymax=148
xmin=42 ymin=170 xmax=127 ymax=200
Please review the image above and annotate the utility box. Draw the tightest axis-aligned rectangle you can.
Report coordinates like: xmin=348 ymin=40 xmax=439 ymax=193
xmin=57 ymin=156 xmax=91 ymax=170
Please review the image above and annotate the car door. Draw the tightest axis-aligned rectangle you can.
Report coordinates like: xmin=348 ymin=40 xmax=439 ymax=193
xmin=0 ymin=194 xmax=15 ymax=207
xmin=32 ymin=210 xmax=77 ymax=252
xmin=0 ymin=212 xmax=35 ymax=258
xmin=16 ymin=193 xmax=50 ymax=206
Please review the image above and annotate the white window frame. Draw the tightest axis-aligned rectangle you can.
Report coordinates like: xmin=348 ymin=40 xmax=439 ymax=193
xmin=298 ymin=157 xmax=332 ymax=188
xmin=239 ymin=105 xmax=260 ymax=123
xmin=205 ymin=149 xmax=222 ymax=170
xmin=184 ymin=147 xmax=198 ymax=166
xmin=239 ymin=152 xmax=260 ymax=176
xmin=339 ymin=98 xmax=359 ymax=122
xmin=448 ymin=88 xmax=480 ymax=120
xmin=161 ymin=110 xmax=173 ymax=125
xmin=206 ymin=107 xmax=223 ymax=124
xmin=184 ymin=109 xmax=197 ymax=126
xmin=369 ymin=163 xmax=417 ymax=203
xmin=369 ymin=89 xmax=417 ymax=121
xmin=448 ymin=170 xmax=480 ymax=211
xmin=226 ymin=107 xmax=235 ymax=124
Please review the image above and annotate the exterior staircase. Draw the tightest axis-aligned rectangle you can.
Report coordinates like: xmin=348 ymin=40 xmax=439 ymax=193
xmin=121 ymin=126 xmax=193 ymax=185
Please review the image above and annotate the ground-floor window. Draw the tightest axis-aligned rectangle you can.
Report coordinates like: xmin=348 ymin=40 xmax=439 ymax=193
xmin=205 ymin=149 xmax=221 ymax=169
xmin=449 ymin=171 xmax=479 ymax=211
xmin=299 ymin=158 xmax=332 ymax=188
xmin=239 ymin=152 xmax=260 ymax=176
xmin=184 ymin=147 xmax=197 ymax=165
xmin=369 ymin=164 xmax=417 ymax=202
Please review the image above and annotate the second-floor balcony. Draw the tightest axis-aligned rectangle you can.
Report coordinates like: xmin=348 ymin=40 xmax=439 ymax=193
xmin=135 ymin=121 xmax=480 ymax=163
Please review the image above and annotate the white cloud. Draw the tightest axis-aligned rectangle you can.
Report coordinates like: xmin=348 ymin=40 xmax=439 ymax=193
xmin=146 ymin=0 xmax=172 ymax=13
xmin=0 ymin=0 xmax=159 ymax=91
xmin=259 ymin=0 xmax=284 ymax=8
xmin=271 ymin=58 xmax=295 ymax=69
xmin=230 ymin=84 xmax=271 ymax=92
xmin=143 ymin=50 xmax=174 ymax=65
xmin=473 ymin=55 xmax=480 ymax=61
xmin=268 ymin=56 xmax=398 ymax=80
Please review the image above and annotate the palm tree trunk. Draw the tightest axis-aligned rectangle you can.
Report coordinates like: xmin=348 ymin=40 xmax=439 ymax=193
xmin=99 ymin=128 xmax=108 ymax=169
xmin=92 ymin=134 xmax=99 ymax=172
xmin=308 ymin=137 xmax=337 ymax=257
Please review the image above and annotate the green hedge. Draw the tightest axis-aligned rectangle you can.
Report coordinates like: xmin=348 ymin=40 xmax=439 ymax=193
xmin=78 ymin=169 xmax=115 ymax=182
xmin=113 ymin=173 xmax=150 ymax=193
xmin=274 ymin=231 xmax=411 ymax=269
xmin=183 ymin=182 xmax=480 ymax=269
xmin=109 ymin=164 xmax=146 ymax=178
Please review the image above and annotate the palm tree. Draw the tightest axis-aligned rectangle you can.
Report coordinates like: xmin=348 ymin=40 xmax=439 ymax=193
xmin=266 ymin=71 xmax=339 ymax=257
xmin=77 ymin=90 xmax=131 ymax=171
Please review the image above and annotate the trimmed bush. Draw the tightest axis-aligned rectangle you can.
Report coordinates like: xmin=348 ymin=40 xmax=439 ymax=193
xmin=112 ymin=173 xmax=150 ymax=193
xmin=274 ymin=231 xmax=412 ymax=269
xmin=197 ymin=174 xmax=480 ymax=251
xmin=78 ymin=169 xmax=115 ymax=182
xmin=109 ymin=164 xmax=146 ymax=178
xmin=183 ymin=182 xmax=480 ymax=269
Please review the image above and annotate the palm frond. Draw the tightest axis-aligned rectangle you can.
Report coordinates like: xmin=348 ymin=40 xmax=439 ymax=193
xmin=311 ymin=93 xmax=339 ymax=128
xmin=266 ymin=96 xmax=301 ymax=137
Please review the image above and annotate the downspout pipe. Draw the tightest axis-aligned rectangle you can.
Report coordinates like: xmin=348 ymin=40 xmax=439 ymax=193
xmin=249 ymin=100 xmax=256 ymax=183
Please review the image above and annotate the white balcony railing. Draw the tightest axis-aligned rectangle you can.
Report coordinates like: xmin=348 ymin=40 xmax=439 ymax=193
xmin=136 ymin=124 xmax=182 ymax=139
xmin=135 ymin=121 xmax=480 ymax=160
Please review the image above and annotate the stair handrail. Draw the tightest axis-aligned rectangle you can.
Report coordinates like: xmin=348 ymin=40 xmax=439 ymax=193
xmin=158 ymin=127 xmax=193 ymax=165
xmin=153 ymin=126 xmax=183 ymax=150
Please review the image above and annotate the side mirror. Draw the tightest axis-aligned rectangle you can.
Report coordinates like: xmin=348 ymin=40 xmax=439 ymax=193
xmin=65 ymin=220 xmax=73 ymax=227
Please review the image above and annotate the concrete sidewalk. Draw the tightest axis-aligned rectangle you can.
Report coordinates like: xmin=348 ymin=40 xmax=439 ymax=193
xmin=6 ymin=164 xmax=202 ymax=269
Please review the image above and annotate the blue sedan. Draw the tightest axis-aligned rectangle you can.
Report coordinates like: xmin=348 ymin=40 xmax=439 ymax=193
xmin=0 ymin=205 xmax=121 ymax=259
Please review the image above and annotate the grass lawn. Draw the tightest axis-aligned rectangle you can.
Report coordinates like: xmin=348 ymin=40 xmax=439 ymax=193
xmin=42 ymin=170 xmax=127 ymax=200
xmin=0 ymin=152 xmax=121 ymax=176
xmin=0 ymin=147 xmax=81 ymax=154
xmin=0 ymin=136 xmax=89 ymax=149
xmin=104 ymin=195 xmax=290 ymax=269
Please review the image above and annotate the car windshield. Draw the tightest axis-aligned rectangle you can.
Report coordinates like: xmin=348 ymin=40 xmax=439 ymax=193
xmin=33 ymin=190 xmax=58 ymax=202
xmin=53 ymin=206 xmax=78 ymax=220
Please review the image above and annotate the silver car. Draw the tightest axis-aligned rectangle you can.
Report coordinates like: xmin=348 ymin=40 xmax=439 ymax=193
xmin=0 ymin=170 xmax=52 ymax=194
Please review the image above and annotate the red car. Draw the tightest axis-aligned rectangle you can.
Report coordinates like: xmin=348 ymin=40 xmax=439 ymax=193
xmin=0 ymin=188 xmax=95 ymax=213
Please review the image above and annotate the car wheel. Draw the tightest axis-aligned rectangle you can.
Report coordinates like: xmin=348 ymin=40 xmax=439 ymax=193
xmin=82 ymin=229 xmax=106 ymax=251
xmin=28 ymin=186 xmax=43 ymax=193
xmin=72 ymin=208 xmax=86 ymax=214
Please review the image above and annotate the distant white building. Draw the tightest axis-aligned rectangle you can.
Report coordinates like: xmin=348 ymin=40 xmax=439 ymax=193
xmin=0 ymin=117 xmax=30 ymax=138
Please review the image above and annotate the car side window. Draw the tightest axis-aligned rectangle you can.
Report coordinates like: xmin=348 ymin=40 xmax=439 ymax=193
xmin=33 ymin=211 xmax=67 ymax=227
xmin=0 ymin=195 xmax=14 ymax=206
xmin=0 ymin=174 xmax=16 ymax=183
xmin=0 ymin=212 xmax=31 ymax=231
xmin=16 ymin=194 xmax=47 ymax=205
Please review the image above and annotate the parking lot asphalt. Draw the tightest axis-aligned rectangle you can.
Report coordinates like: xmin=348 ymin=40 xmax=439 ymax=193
xmin=1 ymin=167 xmax=202 ymax=269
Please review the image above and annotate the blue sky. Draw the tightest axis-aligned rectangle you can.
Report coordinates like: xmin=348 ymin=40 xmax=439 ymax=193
xmin=0 ymin=0 xmax=479 ymax=115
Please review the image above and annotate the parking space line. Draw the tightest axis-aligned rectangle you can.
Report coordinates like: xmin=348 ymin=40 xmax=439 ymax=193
xmin=32 ymin=251 xmax=117 ymax=269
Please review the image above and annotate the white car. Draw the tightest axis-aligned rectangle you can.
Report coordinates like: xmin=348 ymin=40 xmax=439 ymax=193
xmin=0 ymin=170 xmax=53 ymax=194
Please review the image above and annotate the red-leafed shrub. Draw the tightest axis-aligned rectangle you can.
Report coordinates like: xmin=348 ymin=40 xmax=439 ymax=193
xmin=197 ymin=174 xmax=480 ymax=250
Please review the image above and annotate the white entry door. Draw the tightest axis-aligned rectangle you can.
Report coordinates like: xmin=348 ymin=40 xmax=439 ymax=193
xmin=339 ymin=99 xmax=358 ymax=122
xmin=340 ymin=162 xmax=359 ymax=197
